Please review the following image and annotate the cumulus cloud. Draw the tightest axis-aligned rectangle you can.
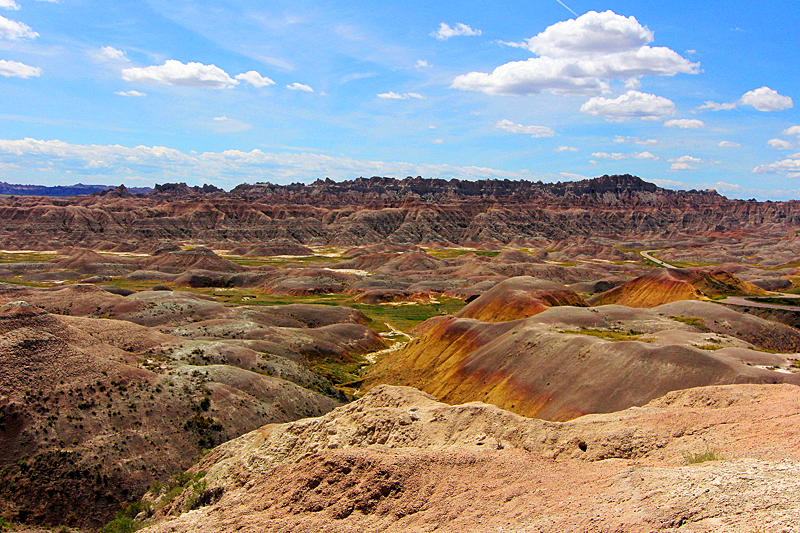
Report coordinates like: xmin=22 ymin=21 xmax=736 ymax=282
xmin=718 ymin=141 xmax=740 ymax=148
xmin=782 ymin=126 xmax=800 ymax=136
xmin=555 ymin=145 xmax=578 ymax=152
xmin=591 ymin=151 xmax=659 ymax=160
xmin=115 ymin=90 xmax=146 ymax=97
xmin=580 ymin=90 xmax=676 ymax=122
xmin=453 ymin=11 xmax=698 ymax=96
xmin=0 ymin=0 xmax=20 ymax=10
xmin=0 ymin=59 xmax=41 ymax=78
xmin=699 ymin=87 xmax=793 ymax=113
xmin=431 ymin=23 xmax=482 ymax=40
xmin=415 ymin=59 xmax=431 ymax=68
xmin=0 ymin=14 xmax=37 ymax=40
xmin=754 ymin=158 xmax=800 ymax=179
xmin=614 ymin=135 xmax=657 ymax=145
xmin=235 ymin=70 xmax=275 ymax=88
xmin=377 ymin=91 xmax=423 ymax=100
xmin=667 ymin=154 xmax=717 ymax=171
xmin=768 ymin=138 xmax=794 ymax=150
xmin=122 ymin=60 xmax=239 ymax=89
xmin=670 ymin=155 xmax=702 ymax=164
xmin=495 ymin=119 xmax=555 ymax=138
xmin=286 ymin=82 xmax=313 ymax=92
xmin=663 ymin=118 xmax=705 ymax=129
xmin=0 ymin=137 xmax=544 ymax=185
xmin=739 ymin=87 xmax=793 ymax=112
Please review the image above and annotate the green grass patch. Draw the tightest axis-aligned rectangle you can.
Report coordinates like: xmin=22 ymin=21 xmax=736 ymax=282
xmin=695 ymin=344 xmax=723 ymax=351
xmin=560 ymin=328 xmax=647 ymax=342
xmin=0 ymin=251 xmax=59 ymax=263
xmin=313 ymin=359 xmax=369 ymax=386
xmin=102 ymin=277 xmax=467 ymax=333
xmin=0 ymin=277 xmax=50 ymax=287
xmin=425 ymin=249 xmax=501 ymax=259
xmin=744 ymin=296 xmax=800 ymax=307
xmin=669 ymin=315 xmax=711 ymax=332
xmin=683 ymin=448 xmax=722 ymax=464
xmin=224 ymin=254 xmax=342 ymax=268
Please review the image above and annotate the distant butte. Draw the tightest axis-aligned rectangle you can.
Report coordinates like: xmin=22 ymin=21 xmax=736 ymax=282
xmin=0 ymin=175 xmax=797 ymax=250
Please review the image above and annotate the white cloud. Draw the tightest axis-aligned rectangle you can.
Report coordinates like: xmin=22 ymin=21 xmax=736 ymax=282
xmin=286 ymin=82 xmax=313 ymax=92
xmin=453 ymin=11 xmax=698 ymax=96
xmin=591 ymin=151 xmax=659 ymax=160
xmin=698 ymin=101 xmax=737 ymax=111
xmin=782 ymin=126 xmax=800 ymax=136
xmin=667 ymin=155 xmax=712 ymax=170
xmin=431 ymin=138 xmax=444 ymax=144
xmin=0 ymin=137 xmax=546 ymax=185
xmin=614 ymin=135 xmax=657 ymax=145
xmin=0 ymin=14 xmax=37 ymax=40
xmin=555 ymin=145 xmax=578 ymax=152
xmin=523 ymin=11 xmax=653 ymax=57
xmin=768 ymin=138 xmax=794 ymax=149
xmin=739 ymin=87 xmax=793 ymax=112
xmin=0 ymin=59 xmax=41 ymax=78
xmin=650 ymin=178 xmax=687 ymax=188
xmin=663 ymin=118 xmax=705 ymax=129
xmin=670 ymin=155 xmax=703 ymax=164
xmin=100 ymin=46 xmax=128 ymax=61
xmin=377 ymin=91 xmax=423 ymax=100
xmin=580 ymin=90 xmax=676 ymax=122
xmin=698 ymin=87 xmax=793 ymax=113
xmin=754 ymin=158 xmax=800 ymax=178
xmin=718 ymin=141 xmax=740 ymax=148
xmin=625 ymin=78 xmax=641 ymax=90
xmin=560 ymin=172 xmax=589 ymax=180
xmin=495 ymin=119 xmax=555 ymax=138
xmin=431 ymin=23 xmax=482 ymax=40
xmin=122 ymin=60 xmax=239 ymax=89
xmin=115 ymin=90 xmax=146 ymax=97
xmin=235 ymin=70 xmax=275 ymax=88
xmin=415 ymin=59 xmax=431 ymax=68
xmin=0 ymin=1 xmax=20 ymax=10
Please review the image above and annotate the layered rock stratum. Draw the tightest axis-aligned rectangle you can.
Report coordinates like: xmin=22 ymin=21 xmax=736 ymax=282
xmin=1 ymin=175 xmax=799 ymax=251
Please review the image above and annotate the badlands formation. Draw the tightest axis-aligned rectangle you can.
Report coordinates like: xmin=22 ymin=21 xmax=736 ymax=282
xmin=0 ymin=175 xmax=799 ymax=531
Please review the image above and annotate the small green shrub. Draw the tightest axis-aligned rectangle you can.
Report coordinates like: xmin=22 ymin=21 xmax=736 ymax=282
xmin=683 ymin=448 xmax=721 ymax=464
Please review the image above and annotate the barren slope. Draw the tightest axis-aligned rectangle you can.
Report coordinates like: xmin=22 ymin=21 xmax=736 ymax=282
xmin=137 ymin=383 xmax=800 ymax=533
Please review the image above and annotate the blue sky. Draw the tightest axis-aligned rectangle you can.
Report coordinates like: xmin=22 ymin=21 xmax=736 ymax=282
xmin=1 ymin=0 xmax=799 ymax=199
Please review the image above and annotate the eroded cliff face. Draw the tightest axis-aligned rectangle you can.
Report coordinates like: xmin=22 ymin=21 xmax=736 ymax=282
xmin=0 ymin=175 xmax=797 ymax=250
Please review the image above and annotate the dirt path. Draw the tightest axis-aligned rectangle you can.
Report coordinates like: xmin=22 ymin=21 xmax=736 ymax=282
xmin=719 ymin=293 xmax=800 ymax=312
xmin=365 ymin=322 xmax=412 ymax=364
xmin=640 ymin=249 xmax=676 ymax=268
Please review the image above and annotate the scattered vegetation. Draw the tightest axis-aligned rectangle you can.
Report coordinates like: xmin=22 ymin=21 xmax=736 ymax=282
xmin=425 ymin=249 xmax=501 ymax=259
xmin=101 ymin=501 xmax=150 ymax=533
xmin=669 ymin=315 xmax=711 ymax=332
xmin=744 ymin=296 xmax=800 ymax=307
xmin=561 ymin=328 xmax=648 ymax=342
xmin=683 ymin=447 xmax=722 ymax=464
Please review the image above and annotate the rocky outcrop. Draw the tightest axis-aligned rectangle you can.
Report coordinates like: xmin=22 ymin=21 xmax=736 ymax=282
xmin=137 ymin=383 xmax=800 ymax=533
